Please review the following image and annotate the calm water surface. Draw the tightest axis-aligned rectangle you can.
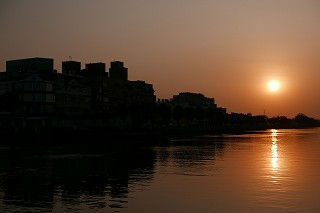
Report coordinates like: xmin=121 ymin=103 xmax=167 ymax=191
xmin=1 ymin=128 xmax=320 ymax=212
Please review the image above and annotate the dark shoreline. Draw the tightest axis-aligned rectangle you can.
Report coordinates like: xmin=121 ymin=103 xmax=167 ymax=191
xmin=1 ymin=124 xmax=319 ymax=146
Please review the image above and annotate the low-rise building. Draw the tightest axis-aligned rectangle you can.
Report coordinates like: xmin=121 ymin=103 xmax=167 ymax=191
xmin=171 ymin=92 xmax=216 ymax=108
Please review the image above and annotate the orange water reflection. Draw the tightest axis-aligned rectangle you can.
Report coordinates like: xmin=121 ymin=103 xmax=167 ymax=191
xmin=271 ymin=129 xmax=279 ymax=171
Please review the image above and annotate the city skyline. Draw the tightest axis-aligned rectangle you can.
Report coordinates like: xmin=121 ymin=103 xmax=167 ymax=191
xmin=1 ymin=0 xmax=320 ymax=118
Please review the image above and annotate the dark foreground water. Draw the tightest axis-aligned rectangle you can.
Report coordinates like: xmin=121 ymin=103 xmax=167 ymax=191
xmin=1 ymin=128 xmax=320 ymax=212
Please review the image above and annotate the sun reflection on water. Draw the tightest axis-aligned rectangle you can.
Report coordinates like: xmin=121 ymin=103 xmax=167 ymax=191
xmin=271 ymin=129 xmax=278 ymax=171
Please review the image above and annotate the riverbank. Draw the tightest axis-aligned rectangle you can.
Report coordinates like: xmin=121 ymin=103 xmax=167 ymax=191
xmin=1 ymin=123 xmax=319 ymax=145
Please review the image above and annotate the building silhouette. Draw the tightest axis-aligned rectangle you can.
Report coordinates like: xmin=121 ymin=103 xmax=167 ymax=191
xmin=0 ymin=57 xmax=155 ymax=130
xmin=62 ymin=61 xmax=81 ymax=75
xmin=6 ymin=57 xmax=54 ymax=76
xmin=109 ymin=61 xmax=128 ymax=81
xmin=171 ymin=92 xmax=217 ymax=108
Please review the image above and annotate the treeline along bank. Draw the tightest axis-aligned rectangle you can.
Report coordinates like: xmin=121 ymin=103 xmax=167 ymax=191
xmin=0 ymin=57 xmax=318 ymax=138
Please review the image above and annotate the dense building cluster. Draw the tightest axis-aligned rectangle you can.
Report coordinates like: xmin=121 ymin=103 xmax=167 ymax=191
xmin=0 ymin=57 xmax=232 ymax=132
xmin=0 ymin=58 xmax=155 ymax=116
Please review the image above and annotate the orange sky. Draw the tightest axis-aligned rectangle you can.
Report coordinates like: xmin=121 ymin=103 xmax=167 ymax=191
xmin=1 ymin=0 xmax=320 ymax=118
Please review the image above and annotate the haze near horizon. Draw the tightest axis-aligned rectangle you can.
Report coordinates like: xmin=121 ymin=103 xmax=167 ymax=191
xmin=1 ymin=0 xmax=320 ymax=118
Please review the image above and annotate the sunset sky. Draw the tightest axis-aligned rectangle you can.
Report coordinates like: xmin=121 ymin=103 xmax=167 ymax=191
xmin=1 ymin=0 xmax=320 ymax=118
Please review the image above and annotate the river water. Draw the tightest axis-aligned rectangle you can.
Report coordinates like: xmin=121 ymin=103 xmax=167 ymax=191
xmin=1 ymin=128 xmax=320 ymax=212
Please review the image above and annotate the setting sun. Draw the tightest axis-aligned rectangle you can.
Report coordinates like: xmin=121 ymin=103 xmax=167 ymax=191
xmin=268 ymin=80 xmax=280 ymax=92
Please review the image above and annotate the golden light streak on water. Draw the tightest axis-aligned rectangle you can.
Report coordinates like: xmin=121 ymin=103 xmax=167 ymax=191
xmin=271 ymin=129 xmax=279 ymax=171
